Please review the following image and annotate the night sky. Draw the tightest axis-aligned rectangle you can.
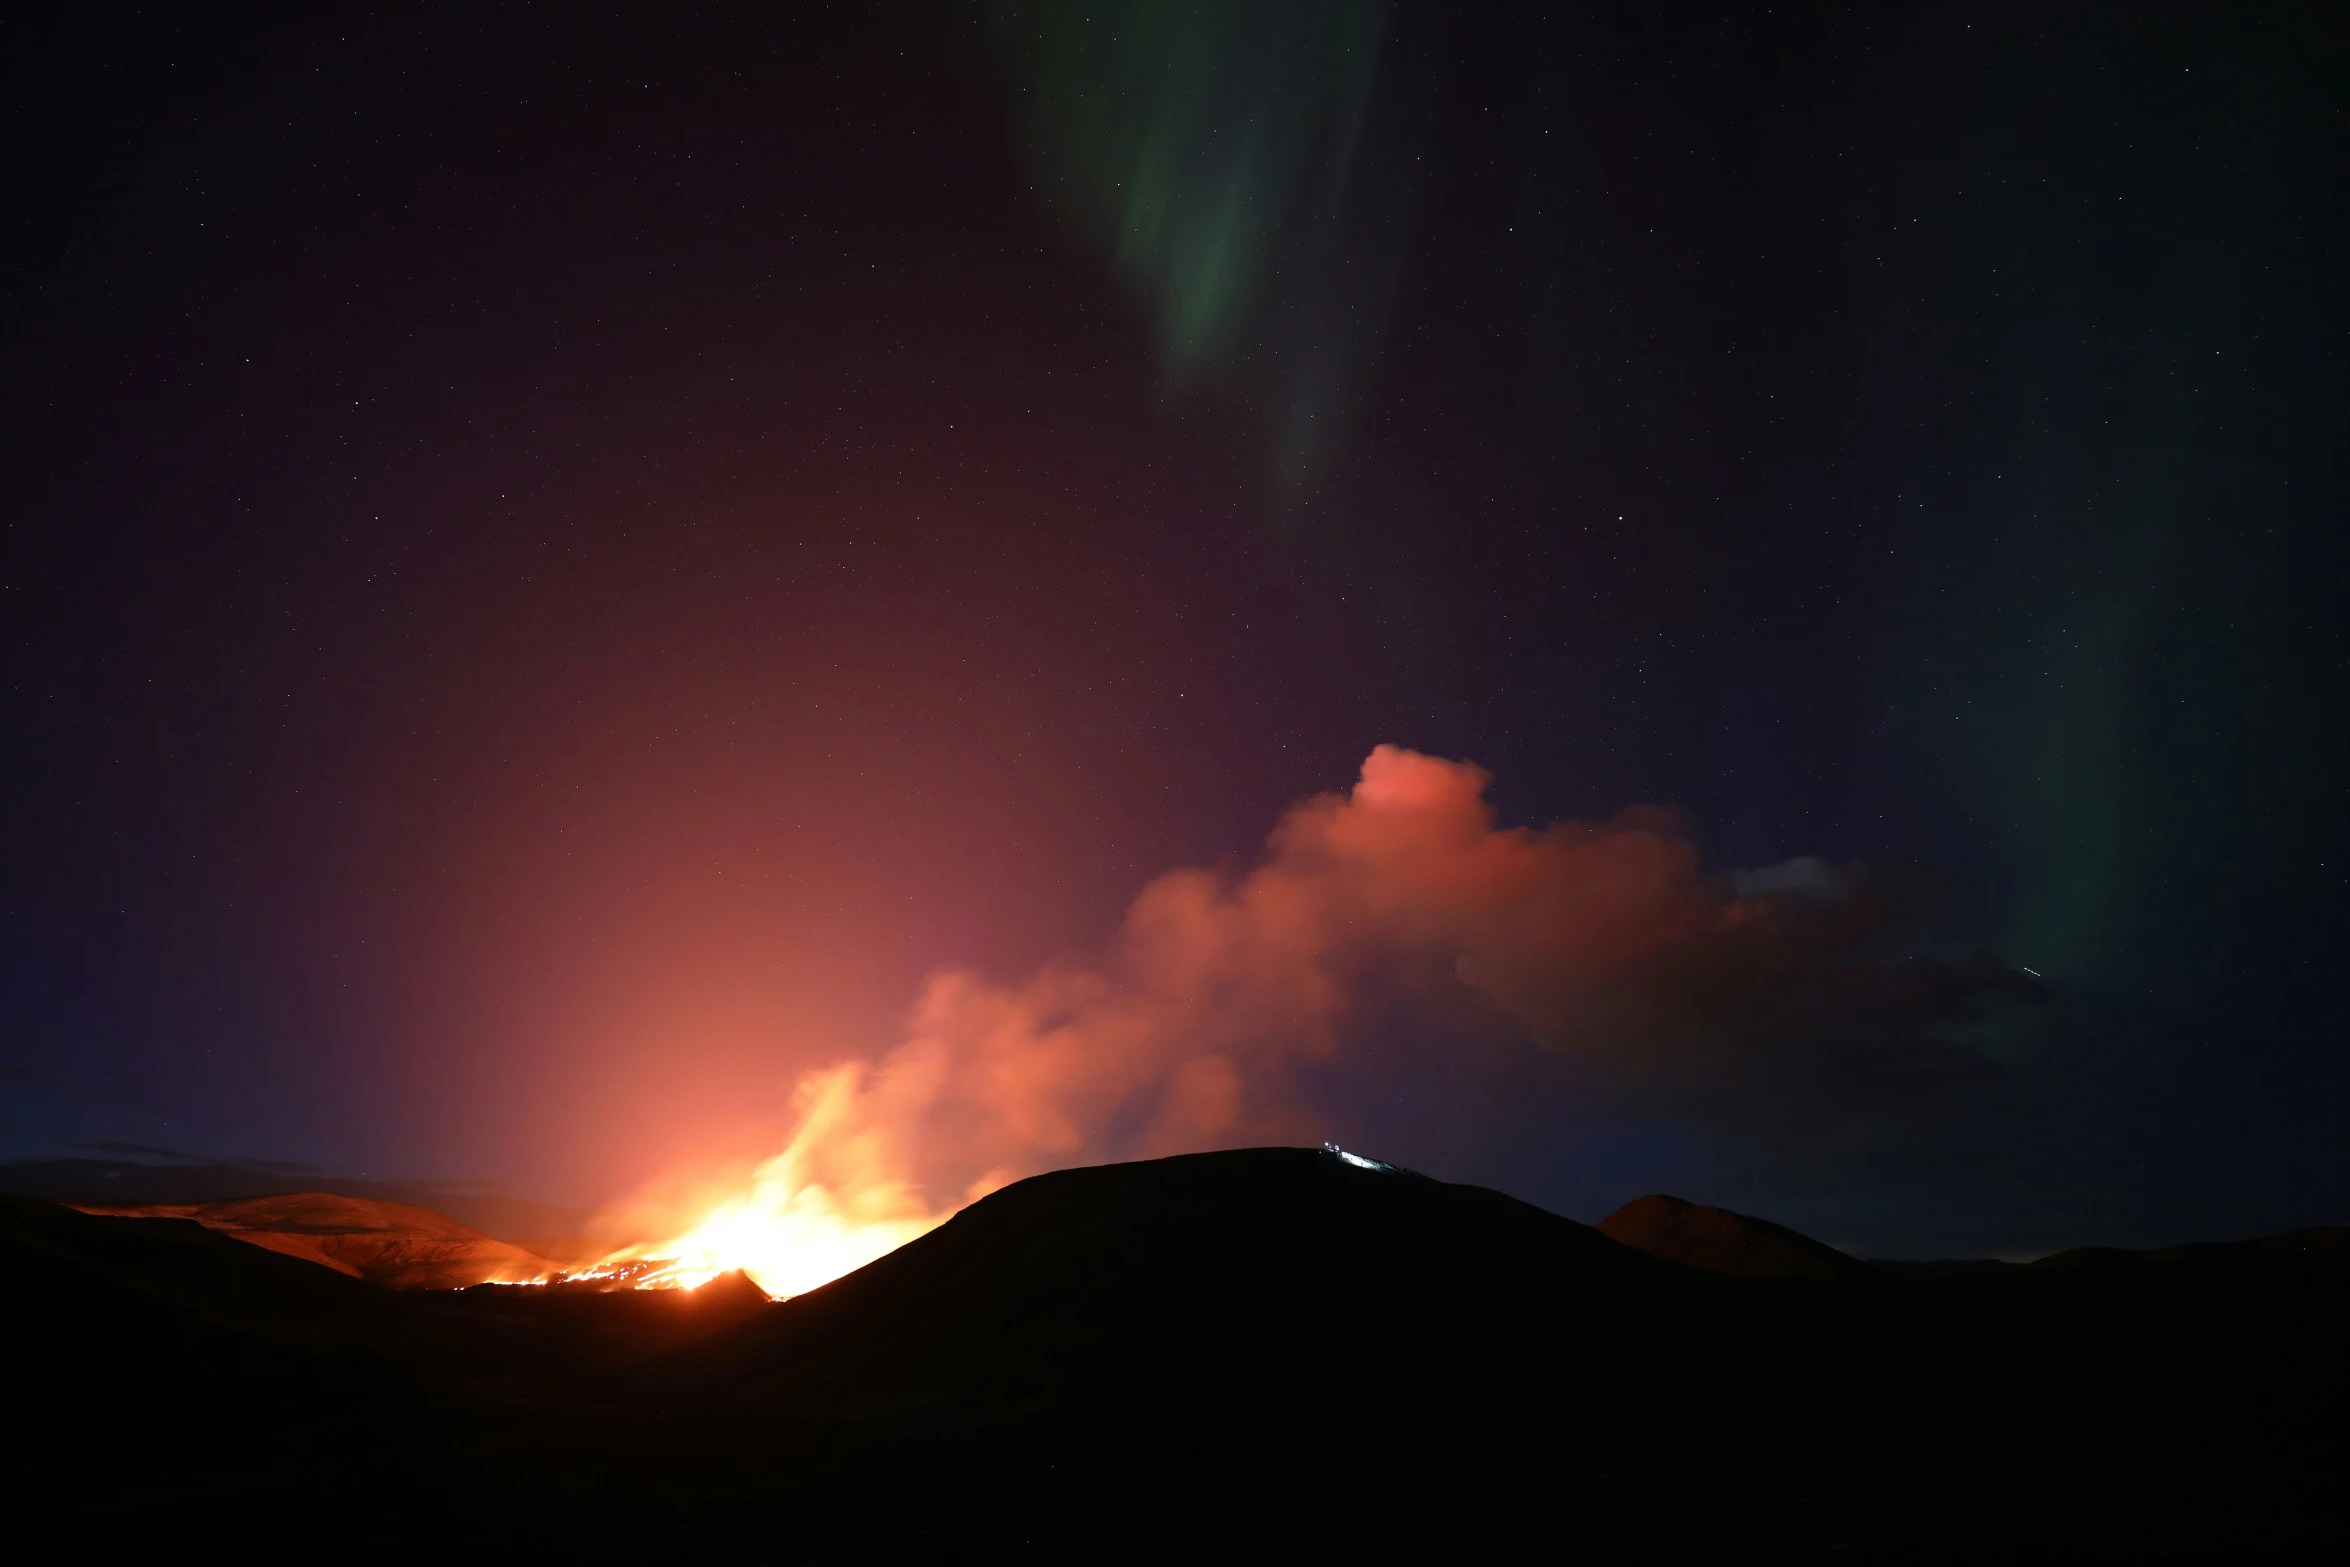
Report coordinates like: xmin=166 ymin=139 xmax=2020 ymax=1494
xmin=5 ymin=1 xmax=2342 ymax=1256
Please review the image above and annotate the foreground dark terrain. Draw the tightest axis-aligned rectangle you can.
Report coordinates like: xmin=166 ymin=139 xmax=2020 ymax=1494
xmin=4 ymin=1148 xmax=2341 ymax=1560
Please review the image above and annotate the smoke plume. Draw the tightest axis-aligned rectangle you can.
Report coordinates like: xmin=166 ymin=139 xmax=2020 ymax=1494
xmin=601 ymin=747 xmax=2032 ymax=1271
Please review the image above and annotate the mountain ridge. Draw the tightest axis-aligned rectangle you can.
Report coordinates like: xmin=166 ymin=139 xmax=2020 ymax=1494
xmin=71 ymin=1191 xmax=559 ymax=1288
xmin=1597 ymin=1191 xmax=1875 ymax=1281
xmin=7 ymin=1150 xmax=2341 ymax=1556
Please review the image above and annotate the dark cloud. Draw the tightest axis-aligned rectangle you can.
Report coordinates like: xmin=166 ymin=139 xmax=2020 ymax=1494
xmin=75 ymin=1139 xmax=209 ymax=1164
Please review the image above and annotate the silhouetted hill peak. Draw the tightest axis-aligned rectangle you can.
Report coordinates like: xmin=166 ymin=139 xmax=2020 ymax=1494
xmin=676 ymin=1145 xmax=1692 ymax=1418
xmin=1597 ymin=1192 xmax=1870 ymax=1281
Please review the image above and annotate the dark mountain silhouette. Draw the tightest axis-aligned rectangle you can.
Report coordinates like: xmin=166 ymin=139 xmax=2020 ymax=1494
xmin=617 ymin=1148 xmax=1753 ymax=1559
xmin=2031 ymin=1224 xmax=2348 ymax=1272
xmin=458 ymin=1266 xmax=772 ymax=1356
xmin=1 ymin=1192 xmax=446 ymax=1528
xmin=1597 ymin=1192 xmax=1873 ymax=1281
xmin=671 ymin=1146 xmax=1697 ymax=1414
xmin=4 ymin=1150 xmax=2341 ymax=1560
xmin=1866 ymin=1225 xmax=2350 ymax=1279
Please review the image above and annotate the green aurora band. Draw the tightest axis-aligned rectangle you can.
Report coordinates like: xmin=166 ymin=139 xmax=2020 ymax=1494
xmin=991 ymin=0 xmax=1415 ymax=483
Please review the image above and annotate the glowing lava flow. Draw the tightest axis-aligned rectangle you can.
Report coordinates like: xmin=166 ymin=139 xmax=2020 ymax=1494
xmin=589 ymin=1064 xmax=948 ymax=1299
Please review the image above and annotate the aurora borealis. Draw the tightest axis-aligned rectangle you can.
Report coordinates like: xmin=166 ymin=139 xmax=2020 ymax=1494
xmin=3 ymin=1 xmax=2342 ymax=1256
xmin=995 ymin=0 xmax=1411 ymax=480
